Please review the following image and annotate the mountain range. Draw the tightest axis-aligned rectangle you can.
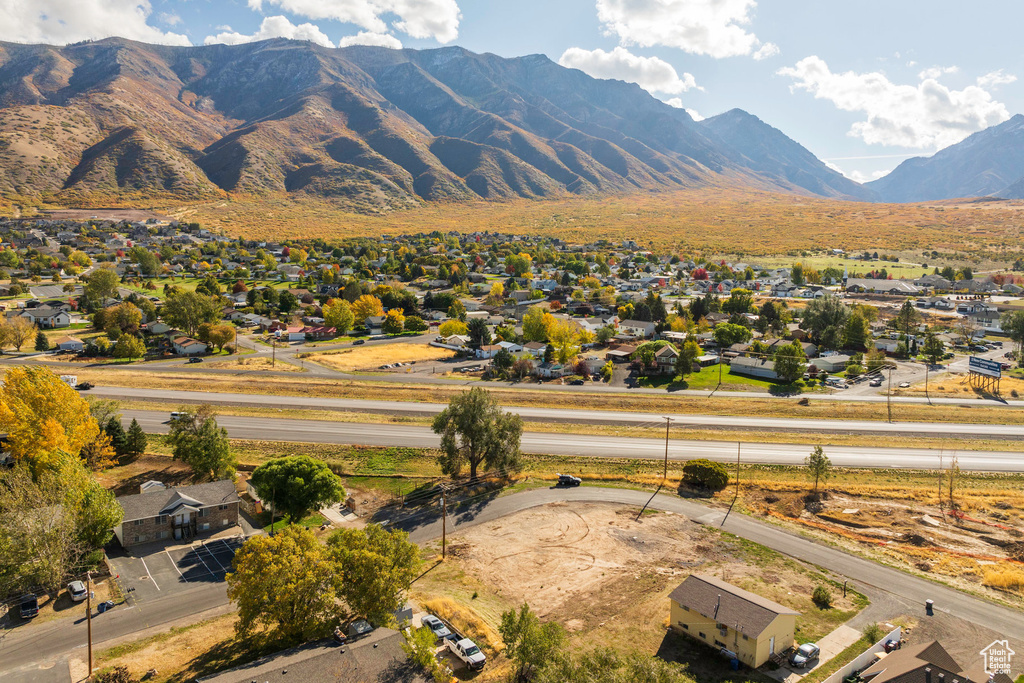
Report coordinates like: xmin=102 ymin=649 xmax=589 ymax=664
xmin=0 ymin=37 xmax=1019 ymax=210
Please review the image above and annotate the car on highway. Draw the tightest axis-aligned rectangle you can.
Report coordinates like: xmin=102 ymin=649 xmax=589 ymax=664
xmin=569 ymin=378 xmax=585 ymax=385
xmin=421 ymin=614 xmax=452 ymax=641
xmin=19 ymin=593 xmax=39 ymax=620
xmin=76 ymin=382 xmax=94 ymax=391
xmin=898 ymin=381 xmax=911 ymax=388
xmin=790 ymin=642 xmax=820 ymax=668
xmin=188 ymin=357 xmax=204 ymax=363
xmin=67 ymin=580 xmax=88 ymax=602
xmin=353 ymin=339 xmax=367 ymax=345
xmin=557 ymin=473 xmax=582 ymax=487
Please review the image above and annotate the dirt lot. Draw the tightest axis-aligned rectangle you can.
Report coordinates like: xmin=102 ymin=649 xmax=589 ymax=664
xmin=95 ymin=455 xmax=195 ymax=496
xmin=414 ymin=502 xmax=865 ymax=682
xmin=305 ymin=343 xmax=455 ymax=372
xmin=201 ymin=357 xmax=304 ymax=372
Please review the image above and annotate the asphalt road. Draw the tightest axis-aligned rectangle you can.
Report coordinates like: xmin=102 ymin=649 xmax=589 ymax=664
xmin=123 ymin=409 xmax=1024 ymax=471
xmin=5 ymin=486 xmax=1024 ymax=674
xmin=95 ymin=386 xmax=1024 ymax=438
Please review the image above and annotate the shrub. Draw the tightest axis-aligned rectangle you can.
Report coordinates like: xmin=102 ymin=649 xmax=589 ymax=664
xmin=682 ymin=459 xmax=730 ymax=490
xmin=812 ymin=585 xmax=833 ymax=609
xmin=863 ymin=623 xmax=883 ymax=642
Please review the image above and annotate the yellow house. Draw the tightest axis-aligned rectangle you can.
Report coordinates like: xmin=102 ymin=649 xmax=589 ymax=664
xmin=669 ymin=574 xmax=799 ymax=668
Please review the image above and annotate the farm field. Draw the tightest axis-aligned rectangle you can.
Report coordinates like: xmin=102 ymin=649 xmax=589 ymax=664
xmin=159 ymin=190 xmax=1024 ymax=260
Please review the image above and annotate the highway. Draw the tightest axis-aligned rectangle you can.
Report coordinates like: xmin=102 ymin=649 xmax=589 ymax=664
xmin=123 ymin=409 xmax=1024 ymax=471
xmin=95 ymin=386 xmax=1024 ymax=438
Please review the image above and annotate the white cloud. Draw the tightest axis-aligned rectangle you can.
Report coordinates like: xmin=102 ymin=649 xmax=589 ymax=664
xmin=249 ymin=0 xmax=460 ymax=43
xmin=917 ymin=65 xmax=958 ymax=80
xmin=663 ymin=98 xmax=683 ymax=107
xmin=338 ymin=31 xmax=402 ymax=49
xmin=777 ymin=56 xmax=1011 ymax=149
xmin=0 ymin=0 xmax=189 ymax=45
xmin=204 ymin=15 xmax=334 ymax=48
xmin=977 ymin=69 xmax=1017 ymax=88
xmin=848 ymin=168 xmax=892 ymax=184
xmin=559 ymin=46 xmax=698 ymax=95
xmin=595 ymin=0 xmax=774 ymax=59
xmin=158 ymin=12 xmax=182 ymax=27
xmin=753 ymin=42 xmax=779 ymax=61
xmin=686 ymin=108 xmax=705 ymax=121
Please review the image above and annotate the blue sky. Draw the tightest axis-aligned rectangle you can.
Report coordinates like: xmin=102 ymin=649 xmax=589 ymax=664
xmin=3 ymin=0 xmax=1021 ymax=183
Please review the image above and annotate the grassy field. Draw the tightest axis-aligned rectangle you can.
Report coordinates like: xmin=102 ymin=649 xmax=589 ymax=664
xmin=638 ymin=365 xmax=816 ymax=393
xmin=303 ymin=343 xmax=456 ymax=372
xmin=158 ymin=190 xmax=1024 ymax=261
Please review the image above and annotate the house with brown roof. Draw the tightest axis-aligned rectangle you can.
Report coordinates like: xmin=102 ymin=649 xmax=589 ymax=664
xmin=669 ymin=574 xmax=799 ymax=668
xmin=859 ymin=640 xmax=1014 ymax=683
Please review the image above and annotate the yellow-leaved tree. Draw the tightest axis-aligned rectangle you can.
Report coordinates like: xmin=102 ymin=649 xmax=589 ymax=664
xmin=351 ymin=295 xmax=384 ymax=325
xmin=0 ymin=367 xmax=100 ymax=476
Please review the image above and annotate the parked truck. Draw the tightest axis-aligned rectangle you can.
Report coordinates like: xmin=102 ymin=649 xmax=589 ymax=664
xmin=447 ymin=637 xmax=486 ymax=671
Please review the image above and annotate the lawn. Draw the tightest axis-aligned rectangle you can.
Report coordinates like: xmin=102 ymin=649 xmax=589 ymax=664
xmin=637 ymin=365 xmax=814 ymax=394
xmin=256 ymin=510 xmax=327 ymax=533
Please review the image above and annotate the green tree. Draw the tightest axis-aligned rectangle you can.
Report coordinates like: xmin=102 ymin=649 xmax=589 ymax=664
xmin=894 ymin=300 xmax=920 ymax=335
xmin=431 ymin=388 xmax=523 ymax=480
xmin=492 ymin=348 xmax=515 ymax=376
xmin=843 ymin=311 xmax=869 ymax=350
xmin=34 ymin=330 xmax=49 ymax=352
xmin=84 ymin=266 xmax=120 ymax=303
xmin=802 ymin=294 xmax=849 ymax=350
xmin=467 ymin=317 xmax=491 ymax=349
xmin=922 ymin=333 xmax=945 ymax=365
xmin=773 ymin=341 xmax=807 ymax=383
xmin=791 ymin=262 xmax=805 ymax=286
xmin=277 ymin=290 xmax=298 ymax=313
xmin=522 ymin=306 xmax=551 ymax=342
xmin=112 ymin=334 xmax=145 ymax=360
xmin=124 ymin=418 xmax=147 ymax=459
xmin=404 ymin=315 xmax=427 ymax=333
xmin=105 ymin=417 xmax=128 ymax=458
xmin=327 ymin=524 xmax=418 ymax=625
xmin=250 ymin=456 xmax=345 ymax=524
xmin=195 ymin=275 xmax=222 ymax=297
xmin=722 ymin=288 xmax=754 ymax=315
xmin=500 ymin=602 xmax=567 ymax=682
xmin=674 ymin=340 xmax=701 ymax=378
xmin=805 ymin=445 xmax=831 ymax=493
xmin=536 ymin=648 xmax=690 ymax=683
xmin=323 ymin=298 xmax=355 ymax=334
xmin=128 ymin=246 xmax=161 ymax=277
xmin=167 ymin=405 xmax=235 ymax=480
xmin=682 ymin=459 xmax=729 ymax=490
xmin=447 ymin=299 xmax=467 ymax=322
xmin=403 ymin=627 xmax=450 ymax=682
xmin=208 ymin=324 xmax=235 ymax=352
xmin=712 ymin=322 xmax=752 ymax=347
xmin=1001 ymin=310 xmax=1024 ymax=368
xmin=162 ymin=290 xmax=221 ymax=337
xmin=227 ymin=526 xmax=342 ymax=642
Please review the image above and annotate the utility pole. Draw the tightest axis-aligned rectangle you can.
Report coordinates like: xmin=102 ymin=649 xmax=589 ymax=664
xmin=937 ymin=452 xmax=944 ymax=518
xmin=924 ymin=361 xmax=930 ymax=405
xmin=86 ymin=571 xmax=93 ymax=678
xmin=886 ymin=364 xmax=893 ymax=423
xmin=662 ymin=417 xmax=672 ymax=480
xmin=272 ymin=338 xmax=276 ymax=368
xmin=735 ymin=442 xmax=741 ymax=499
xmin=441 ymin=486 xmax=448 ymax=560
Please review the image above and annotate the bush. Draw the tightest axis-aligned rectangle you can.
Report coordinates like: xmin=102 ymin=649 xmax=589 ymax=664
xmin=812 ymin=585 xmax=833 ymax=609
xmin=863 ymin=623 xmax=883 ymax=642
xmin=682 ymin=459 xmax=730 ymax=490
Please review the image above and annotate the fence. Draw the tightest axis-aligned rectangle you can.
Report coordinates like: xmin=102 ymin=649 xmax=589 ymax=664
xmin=820 ymin=626 xmax=902 ymax=683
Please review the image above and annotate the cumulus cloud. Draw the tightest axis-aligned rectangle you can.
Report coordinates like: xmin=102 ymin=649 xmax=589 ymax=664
xmin=777 ymin=56 xmax=1011 ymax=149
xmin=753 ymin=42 xmax=779 ymax=61
xmin=0 ymin=0 xmax=189 ymax=45
xmin=977 ymin=69 xmax=1017 ymax=88
xmin=158 ymin=12 xmax=183 ymax=27
xmin=338 ymin=31 xmax=402 ymax=49
xmin=847 ymin=168 xmax=892 ymax=184
xmin=204 ymin=15 xmax=334 ymax=47
xmin=686 ymin=108 xmax=705 ymax=121
xmin=917 ymin=65 xmax=958 ymax=80
xmin=248 ymin=0 xmax=460 ymax=43
xmin=595 ymin=0 xmax=774 ymax=59
xmin=559 ymin=47 xmax=698 ymax=95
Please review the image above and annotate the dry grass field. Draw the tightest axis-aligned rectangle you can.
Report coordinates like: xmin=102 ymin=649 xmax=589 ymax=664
xmin=303 ymin=343 xmax=455 ymax=372
xmin=155 ymin=190 xmax=1024 ymax=260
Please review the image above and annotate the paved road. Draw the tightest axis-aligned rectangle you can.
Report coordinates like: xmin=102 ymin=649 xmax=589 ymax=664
xmin=5 ymin=486 xmax=1024 ymax=674
xmin=95 ymin=386 xmax=1024 ymax=438
xmin=401 ymin=487 xmax=1024 ymax=642
xmin=123 ymin=409 xmax=1024 ymax=471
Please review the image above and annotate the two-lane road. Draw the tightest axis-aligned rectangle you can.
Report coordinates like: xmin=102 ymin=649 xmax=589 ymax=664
xmin=124 ymin=409 xmax=1024 ymax=471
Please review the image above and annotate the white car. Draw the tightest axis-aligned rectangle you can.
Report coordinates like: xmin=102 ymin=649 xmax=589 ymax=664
xmin=898 ymin=381 xmax=911 ymax=388
xmin=67 ymin=580 xmax=88 ymax=602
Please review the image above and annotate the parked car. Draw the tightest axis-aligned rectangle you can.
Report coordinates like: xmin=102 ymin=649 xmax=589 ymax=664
xmin=421 ymin=614 xmax=452 ymax=641
xmin=557 ymin=473 xmax=582 ymax=487
xmin=869 ymin=377 xmax=883 ymax=387
xmin=67 ymin=580 xmax=88 ymax=602
xmin=188 ymin=357 xmax=203 ymax=363
xmin=898 ymin=381 xmax=911 ymax=388
xmin=447 ymin=637 xmax=486 ymax=670
xmin=19 ymin=593 xmax=39 ymax=619
xmin=790 ymin=642 xmax=820 ymax=668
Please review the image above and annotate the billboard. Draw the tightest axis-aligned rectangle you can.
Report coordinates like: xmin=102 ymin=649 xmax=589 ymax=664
xmin=969 ymin=356 xmax=1002 ymax=379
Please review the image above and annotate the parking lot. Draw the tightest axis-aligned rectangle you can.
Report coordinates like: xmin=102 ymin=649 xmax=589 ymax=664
xmin=109 ymin=536 xmax=245 ymax=601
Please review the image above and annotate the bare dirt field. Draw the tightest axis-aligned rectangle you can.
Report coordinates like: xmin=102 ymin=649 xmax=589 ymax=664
xmin=414 ymin=502 xmax=864 ymax=682
xmin=305 ymin=343 xmax=455 ymax=372
xmin=201 ymin=356 xmax=305 ymax=372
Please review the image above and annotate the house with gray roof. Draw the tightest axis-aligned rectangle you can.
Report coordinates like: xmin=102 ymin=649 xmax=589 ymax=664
xmin=113 ymin=479 xmax=239 ymax=548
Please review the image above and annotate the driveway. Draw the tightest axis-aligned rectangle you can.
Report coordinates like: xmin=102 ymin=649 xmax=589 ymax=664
xmin=767 ymin=624 xmax=864 ymax=682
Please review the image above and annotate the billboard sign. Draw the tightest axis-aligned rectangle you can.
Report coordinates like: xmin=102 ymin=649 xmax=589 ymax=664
xmin=969 ymin=356 xmax=1002 ymax=379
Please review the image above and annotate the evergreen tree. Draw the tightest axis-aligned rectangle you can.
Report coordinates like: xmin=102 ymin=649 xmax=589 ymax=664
xmin=34 ymin=330 xmax=50 ymax=352
xmin=125 ymin=418 xmax=148 ymax=459
xmin=105 ymin=417 xmax=128 ymax=458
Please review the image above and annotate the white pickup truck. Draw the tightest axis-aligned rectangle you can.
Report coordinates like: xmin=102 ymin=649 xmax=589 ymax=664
xmin=446 ymin=637 xmax=486 ymax=671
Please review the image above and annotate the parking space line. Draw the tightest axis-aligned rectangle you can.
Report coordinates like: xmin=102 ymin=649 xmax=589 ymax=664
xmin=166 ymin=549 xmax=188 ymax=582
xmin=191 ymin=544 xmax=217 ymax=576
xmin=200 ymin=543 xmax=227 ymax=572
xmin=139 ymin=556 xmax=160 ymax=591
